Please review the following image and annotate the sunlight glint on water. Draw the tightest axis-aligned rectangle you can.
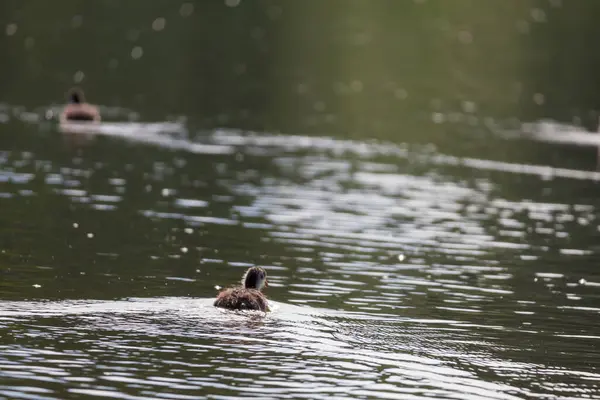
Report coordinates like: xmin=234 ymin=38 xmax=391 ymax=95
xmin=1 ymin=125 xmax=600 ymax=399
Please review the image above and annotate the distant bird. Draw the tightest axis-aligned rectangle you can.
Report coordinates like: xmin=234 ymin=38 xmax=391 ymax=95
xmin=60 ymin=87 xmax=100 ymax=123
xmin=214 ymin=267 xmax=270 ymax=312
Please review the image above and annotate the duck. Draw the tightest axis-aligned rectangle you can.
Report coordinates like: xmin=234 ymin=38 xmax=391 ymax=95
xmin=59 ymin=87 xmax=101 ymax=123
xmin=214 ymin=267 xmax=269 ymax=312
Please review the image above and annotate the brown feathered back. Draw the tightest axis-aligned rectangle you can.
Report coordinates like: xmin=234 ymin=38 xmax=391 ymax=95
xmin=60 ymin=88 xmax=101 ymax=123
xmin=214 ymin=287 xmax=268 ymax=312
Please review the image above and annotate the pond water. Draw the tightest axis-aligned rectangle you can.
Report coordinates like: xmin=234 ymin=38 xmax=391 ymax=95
xmin=2 ymin=1 xmax=600 ymax=399
xmin=1 ymin=117 xmax=600 ymax=399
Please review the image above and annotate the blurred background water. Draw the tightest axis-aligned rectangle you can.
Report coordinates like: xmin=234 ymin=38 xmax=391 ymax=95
xmin=2 ymin=0 xmax=600 ymax=399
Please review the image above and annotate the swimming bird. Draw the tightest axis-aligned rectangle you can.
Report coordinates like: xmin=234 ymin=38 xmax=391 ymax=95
xmin=60 ymin=87 xmax=101 ymax=123
xmin=214 ymin=267 xmax=269 ymax=312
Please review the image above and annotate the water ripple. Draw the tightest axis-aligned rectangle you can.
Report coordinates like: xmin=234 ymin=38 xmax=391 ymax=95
xmin=0 ymin=299 xmax=541 ymax=399
xmin=2 ymin=126 xmax=600 ymax=398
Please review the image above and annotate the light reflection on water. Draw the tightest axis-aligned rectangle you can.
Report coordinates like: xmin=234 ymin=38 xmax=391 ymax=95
xmin=1 ymin=119 xmax=600 ymax=398
xmin=0 ymin=298 xmax=530 ymax=399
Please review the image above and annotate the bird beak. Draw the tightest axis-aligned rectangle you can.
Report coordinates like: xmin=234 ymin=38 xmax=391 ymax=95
xmin=264 ymin=279 xmax=269 ymax=287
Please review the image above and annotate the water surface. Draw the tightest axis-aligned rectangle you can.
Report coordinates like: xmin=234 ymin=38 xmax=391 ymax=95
xmin=2 ymin=116 xmax=600 ymax=399
xmin=3 ymin=0 xmax=600 ymax=398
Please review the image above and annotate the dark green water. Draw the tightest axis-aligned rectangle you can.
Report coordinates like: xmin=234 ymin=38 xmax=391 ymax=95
xmin=2 ymin=1 xmax=600 ymax=399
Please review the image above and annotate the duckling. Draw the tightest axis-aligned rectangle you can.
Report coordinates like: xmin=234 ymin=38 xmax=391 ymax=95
xmin=59 ymin=87 xmax=100 ymax=123
xmin=214 ymin=267 xmax=269 ymax=312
